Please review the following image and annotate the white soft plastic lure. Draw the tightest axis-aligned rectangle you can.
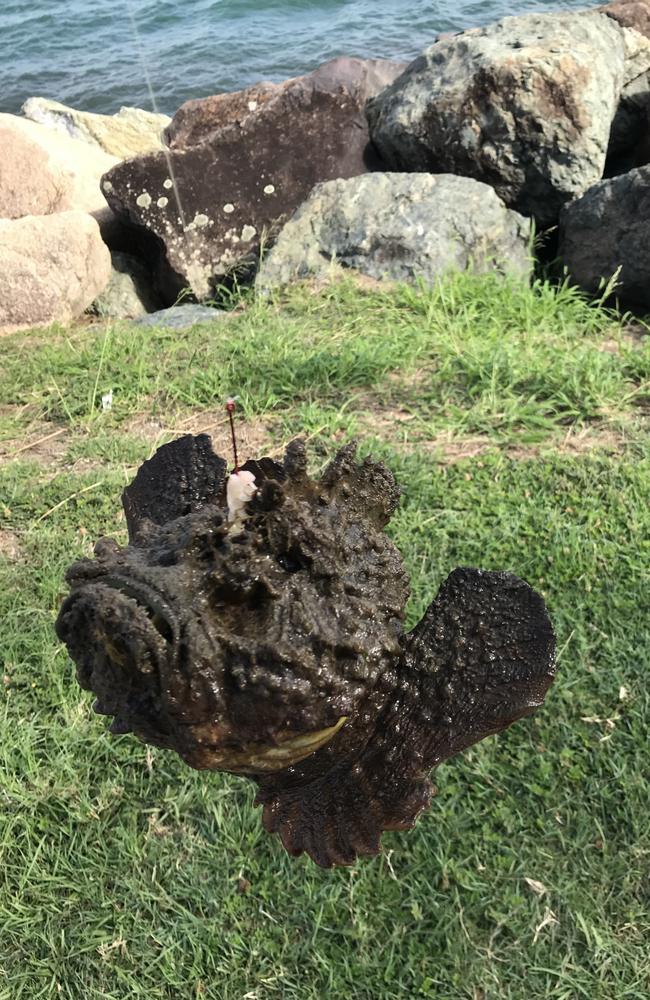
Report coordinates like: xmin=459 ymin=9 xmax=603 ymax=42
xmin=226 ymin=468 xmax=257 ymax=521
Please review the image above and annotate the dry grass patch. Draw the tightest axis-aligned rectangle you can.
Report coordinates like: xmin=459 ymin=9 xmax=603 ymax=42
xmin=125 ymin=409 xmax=278 ymax=461
xmin=0 ymin=423 xmax=70 ymax=467
xmin=405 ymin=426 xmax=630 ymax=463
xmin=351 ymin=393 xmax=637 ymax=463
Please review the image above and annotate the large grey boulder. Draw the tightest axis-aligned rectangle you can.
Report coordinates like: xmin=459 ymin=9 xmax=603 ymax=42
xmin=256 ymin=173 xmax=532 ymax=291
xmin=367 ymin=12 xmax=650 ymax=226
xmin=559 ymin=165 xmax=650 ymax=306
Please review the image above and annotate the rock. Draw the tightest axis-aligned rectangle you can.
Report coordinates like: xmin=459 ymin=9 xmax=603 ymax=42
xmin=608 ymin=73 xmax=650 ymax=158
xmin=367 ymin=11 xmax=650 ymax=226
xmin=599 ymin=2 xmax=650 ymax=157
xmin=559 ymin=165 xmax=650 ymax=307
xmin=163 ymin=82 xmax=283 ymax=150
xmin=102 ymin=72 xmax=380 ymax=302
xmin=0 ymin=113 xmax=118 ymax=220
xmin=0 ymin=212 xmax=111 ymax=335
xmin=0 ymin=530 xmax=21 ymax=561
xmin=90 ymin=252 xmax=162 ymax=319
xmin=256 ymin=173 xmax=532 ymax=291
xmin=22 ymin=99 xmax=171 ymax=159
xmin=310 ymin=56 xmax=408 ymax=103
xmin=134 ymin=304 xmax=227 ymax=329
xmin=601 ymin=0 xmax=650 ymax=38
xmin=164 ymin=57 xmax=407 ymax=149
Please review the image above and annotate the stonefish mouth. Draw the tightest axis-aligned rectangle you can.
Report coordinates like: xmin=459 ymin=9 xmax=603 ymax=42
xmin=205 ymin=716 xmax=349 ymax=774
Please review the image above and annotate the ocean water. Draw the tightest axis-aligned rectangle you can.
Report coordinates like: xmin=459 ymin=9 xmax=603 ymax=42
xmin=2 ymin=0 xmax=591 ymax=117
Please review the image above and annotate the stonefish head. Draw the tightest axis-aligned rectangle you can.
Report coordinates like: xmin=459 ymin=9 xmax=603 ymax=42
xmin=56 ymin=435 xmax=555 ymax=867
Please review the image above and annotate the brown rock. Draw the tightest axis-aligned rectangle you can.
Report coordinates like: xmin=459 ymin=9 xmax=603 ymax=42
xmin=600 ymin=0 xmax=650 ymax=38
xmin=164 ymin=82 xmax=281 ymax=150
xmin=102 ymin=65 xmax=393 ymax=301
xmin=309 ymin=56 xmax=408 ymax=102
xmin=0 ymin=212 xmax=111 ymax=335
xmin=0 ymin=114 xmax=118 ymax=221
xmin=164 ymin=57 xmax=407 ymax=149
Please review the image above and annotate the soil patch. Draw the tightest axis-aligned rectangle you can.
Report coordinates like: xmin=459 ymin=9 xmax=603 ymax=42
xmin=599 ymin=323 xmax=648 ymax=353
xmin=416 ymin=426 xmax=629 ymax=462
xmin=0 ymin=530 xmax=22 ymax=561
xmin=352 ymin=404 xmax=632 ymax=462
xmin=0 ymin=424 xmax=70 ymax=467
xmin=125 ymin=409 xmax=279 ymax=461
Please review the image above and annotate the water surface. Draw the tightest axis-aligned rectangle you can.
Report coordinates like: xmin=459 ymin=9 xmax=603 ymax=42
xmin=1 ymin=0 xmax=592 ymax=115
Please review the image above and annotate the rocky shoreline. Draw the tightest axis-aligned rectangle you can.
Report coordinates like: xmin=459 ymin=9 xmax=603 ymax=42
xmin=2 ymin=0 xmax=650 ymax=335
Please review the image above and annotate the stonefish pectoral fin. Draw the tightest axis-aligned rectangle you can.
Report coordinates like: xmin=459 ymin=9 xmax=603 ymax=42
xmin=255 ymin=567 xmax=555 ymax=867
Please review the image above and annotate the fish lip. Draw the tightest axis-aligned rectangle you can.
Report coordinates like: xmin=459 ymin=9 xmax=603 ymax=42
xmin=108 ymin=715 xmax=132 ymax=735
xmin=206 ymin=716 xmax=349 ymax=774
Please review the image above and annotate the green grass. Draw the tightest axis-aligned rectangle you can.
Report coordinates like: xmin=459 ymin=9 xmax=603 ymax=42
xmin=1 ymin=275 xmax=649 ymax=999
xmin=1 ymin=274 xmax=648 ymax=441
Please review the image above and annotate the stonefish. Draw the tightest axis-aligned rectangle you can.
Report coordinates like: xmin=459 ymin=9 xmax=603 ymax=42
xmin=56 ymin=435 xmax=555 ymax=867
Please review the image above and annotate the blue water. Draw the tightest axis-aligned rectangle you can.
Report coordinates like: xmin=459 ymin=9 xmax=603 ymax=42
xmin=1 ymin=0 xmax=593 ymax=117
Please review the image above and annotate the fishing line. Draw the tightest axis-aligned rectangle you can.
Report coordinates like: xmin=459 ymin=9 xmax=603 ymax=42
xmin=123 ymin=0 xmax=189 ymax=233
